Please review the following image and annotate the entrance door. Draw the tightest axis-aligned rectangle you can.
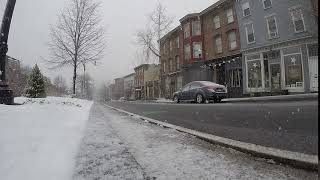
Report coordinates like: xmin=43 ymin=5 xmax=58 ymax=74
xmin=309 ymin=58 xmax=318 ymax=92
xmin=270 ymin=63 xmax=281 ymax=91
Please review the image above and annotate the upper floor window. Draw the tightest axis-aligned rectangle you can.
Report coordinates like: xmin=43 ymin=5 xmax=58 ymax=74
xmin=242 ymin=2 xmax=251 ymax=17
xmin=169 ymin=41 xmax=173 ymax=52
xmin=163 ymin=61 xmax=166 ymax=73
xmin=228 ymin=31 xmax=237 ymax=50
xmin=163 ymin=43 xmax=167 ymax=54
xmin=193 ymin=42 xmax=202 ymax=58
xmin=290 ymin=8 xmax=306 ymax=33
xmin=213 ymin=16 xmax=221 ymax=29
xmin=184 ymin=23 xmax=190 ymax=38
xmin=226 ymin=9 xmax=234 ymax=23
xmin=266 ymin=15 xmax=278 ymax=39
xmin=262 ymin=0 xmax=272 ymax=9
xmin=215 ymin=36 xmax=222 ymax=53
xmin=176 ymin=36 xmax=180 ymax=48
xmin=169 ymin=59 xmax=173 ymax=72
xmin=176 ymin=56 xmax=180 ymax=70
xmin=184 ymin=44 xmax=191 ymax=60
xmin=192 ymin=21 xmax=201 ymax=36
xmin=245 ymin=23 xmax=255 ymax=44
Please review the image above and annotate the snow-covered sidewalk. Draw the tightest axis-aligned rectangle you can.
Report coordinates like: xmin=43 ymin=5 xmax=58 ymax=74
xmin=73 ymin=103 xmax=317 ymax=180
xmin=0 ymin=97 xmax=93 ymax=180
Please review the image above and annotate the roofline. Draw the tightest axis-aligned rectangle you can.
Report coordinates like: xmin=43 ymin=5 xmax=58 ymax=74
xmin=179 ymin=13 xmax=200 ymax=23
xmin=122 ymin=73 xmax=135 ymax=78
xmin=199 ymin=0 xmax=229 ymax=16
xmin=159 ymin=25 xmax=181 ymax=43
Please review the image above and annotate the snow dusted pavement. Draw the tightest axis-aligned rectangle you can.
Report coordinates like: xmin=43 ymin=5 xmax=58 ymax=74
xmin=73 ymin=103 xmax=318 ymax=180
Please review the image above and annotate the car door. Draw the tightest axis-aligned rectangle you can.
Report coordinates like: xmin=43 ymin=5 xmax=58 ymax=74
xmin=188 ymin=82 xmax=200 ymax=100
xmin=181 ymin=83 xmax=191 ymax=100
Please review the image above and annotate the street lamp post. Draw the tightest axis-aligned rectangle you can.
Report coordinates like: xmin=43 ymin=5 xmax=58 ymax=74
xmin=0 ymin=0 xmax=16 ymax=105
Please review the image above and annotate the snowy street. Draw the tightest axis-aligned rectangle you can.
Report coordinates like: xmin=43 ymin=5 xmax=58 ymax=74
xmin=73 ymin=102 xmax=317 ymax=180
xmin=0 ymin=97 xmax=318 ymax=180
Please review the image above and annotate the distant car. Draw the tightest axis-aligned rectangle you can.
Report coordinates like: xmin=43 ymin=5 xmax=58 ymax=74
xmin=172 ymin=81 xmax=227 ymax=104
xmin=119 ymin=97 xmax=126 ymax=102
xmin=105 ymin=97 xmax=111 ymax=101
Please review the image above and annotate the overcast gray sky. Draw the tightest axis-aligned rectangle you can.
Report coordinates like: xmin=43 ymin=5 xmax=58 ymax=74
xmin=0 ymin=0 xmax=217 ymax=86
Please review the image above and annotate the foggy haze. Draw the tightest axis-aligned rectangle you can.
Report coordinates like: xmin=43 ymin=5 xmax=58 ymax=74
xmin=0 ymin=0 xmax=217 ymax=86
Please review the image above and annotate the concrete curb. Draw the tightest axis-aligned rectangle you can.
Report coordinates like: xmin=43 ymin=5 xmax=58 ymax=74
xmin=103 ymin=103 xmax=318 ymax=171
xmin=223 ymin=93 xmax=318 ymax=103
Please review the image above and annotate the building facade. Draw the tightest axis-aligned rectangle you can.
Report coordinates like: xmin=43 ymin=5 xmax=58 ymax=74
xmin=160 ymin=26 xmax=183 ymax=99
xmin=200 ymin=0 xmax=243 ymax=97
xmin=134 ymin=64 xmax=147 ymax=100
xmin=180 ymin=13 xmax=211 ymax=85
xmin=123 ymin=73 xmax=135 ymax=100
xmin=235 ymin=0 xmax=318 ymax=95
xmin=113 ymin=78 xmax=124 ymax=100
xmin=144 ymin=64 xmax=160 ymax=100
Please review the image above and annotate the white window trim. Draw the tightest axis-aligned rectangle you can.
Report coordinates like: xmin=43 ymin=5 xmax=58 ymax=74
xmin=290 ymin=8 xmax=306 ymax=33
xmin=245 ymin=53 xmax=265 ymax=92
xmin=192 ymin=21 xmax=201 ymax=36
xmin=242 ymin=2 xmax=251 ymax=17
xmin=184 ymin=23 xmax=190 ymax=38
xmin=213 ymin=15 xmax=221 ymax=29
xmin=245 ymin=23 xmax=255 ymax=44
xmin=193 ymin=42 xmax=202 ymax=58
xmin=228 ymin=31 xmax=237 ymax=50
xmin=215 ymin=36 xmax=223 ymax=53
xmin=262 ymin=0 xmax=272 ymax=10
xmin=280 ymin=47 xmax=305 ymax=92
xmin=265 ymin=15 xmax=279 ymax=39
xmin=226 ymin=8 xmax=234 ymax=24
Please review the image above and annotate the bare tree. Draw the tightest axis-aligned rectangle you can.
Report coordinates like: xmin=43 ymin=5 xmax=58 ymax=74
xmin=53 ymin=75 xmax=67 ymax=94
xmin=136 ymin=1 xmax=174 ymax=64
xmin=76 ymin=73 xmax=94 ymax=99
xmin=47 ymin=0 xmax=105 ymax=94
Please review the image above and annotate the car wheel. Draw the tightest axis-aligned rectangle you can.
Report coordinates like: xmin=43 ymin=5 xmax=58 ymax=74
xmin=173 ymin=96 xmax=180 ymax=103
xmin=196 ymin=94 xmax=204 ymax=104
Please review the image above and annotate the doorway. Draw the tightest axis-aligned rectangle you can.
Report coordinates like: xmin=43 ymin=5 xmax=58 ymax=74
xmin=270 ymin=63 xmax=281 ymax=91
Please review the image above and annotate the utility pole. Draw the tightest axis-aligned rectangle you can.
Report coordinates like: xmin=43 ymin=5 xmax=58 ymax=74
xmin=0 ymin=0 xmax=16 ymax=105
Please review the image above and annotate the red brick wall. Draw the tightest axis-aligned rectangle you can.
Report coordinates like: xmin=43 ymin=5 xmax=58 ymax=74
xmin=201 ymin=0 xmax=240 ymax=61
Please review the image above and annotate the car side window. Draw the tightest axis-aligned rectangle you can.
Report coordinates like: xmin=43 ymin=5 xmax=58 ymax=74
xmin=182 ymin=84 xmax=190 ymax=91
xmin=190 ymin=83 xmax=200 ymax=89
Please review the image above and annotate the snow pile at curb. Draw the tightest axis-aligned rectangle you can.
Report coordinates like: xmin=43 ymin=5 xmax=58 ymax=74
xmin=0 ymin=97 xmax=93 ymax=180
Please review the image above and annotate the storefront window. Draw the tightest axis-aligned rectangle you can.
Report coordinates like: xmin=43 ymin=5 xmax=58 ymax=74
xmin=229 ymin=69 xmax=241 ymax=87
xmin=284 ymin=54 xmax=303 ymax=88
xmin=247 ymin=55 xmax=262 ymax=88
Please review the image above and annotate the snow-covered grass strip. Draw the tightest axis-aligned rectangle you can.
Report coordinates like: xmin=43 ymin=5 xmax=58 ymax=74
xmin=0 ymin=97 xmax=93 ymax=180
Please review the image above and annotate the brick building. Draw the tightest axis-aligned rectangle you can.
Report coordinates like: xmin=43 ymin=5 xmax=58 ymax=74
xmin=159 ymin=26 xmax=183 ymax=99
xmin=200 ymin=0 xmax=243 ymax=97
xmin=134 ymin=64 xmax=147 ymax=100
xmin=123 ymin=73 xmax=135 ymax=100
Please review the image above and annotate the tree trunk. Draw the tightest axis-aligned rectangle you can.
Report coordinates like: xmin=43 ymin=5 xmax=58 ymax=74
xmin=73 ymin=64 xmax=77 ymax=95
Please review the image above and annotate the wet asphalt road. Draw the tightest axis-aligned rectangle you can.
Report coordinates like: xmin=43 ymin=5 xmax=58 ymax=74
xmin=104 ymin=100 xmax=318 ymax=155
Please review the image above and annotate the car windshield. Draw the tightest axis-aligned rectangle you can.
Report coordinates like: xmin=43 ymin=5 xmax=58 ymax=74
xmin=0 ymin=0 xmax=318 ymax=179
